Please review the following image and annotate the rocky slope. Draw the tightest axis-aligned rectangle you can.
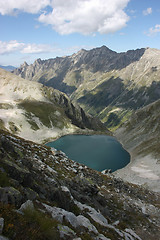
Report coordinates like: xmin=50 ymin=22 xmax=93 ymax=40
xmin=113 ymin=99 xmax=160 ymax=192
xmin=0 ymin=129 xmax=160 ymax=240
xmin=13 ymin=46 xmax=160 ymax=129
xmin=0 ymin=68 xmax=109 ymax=143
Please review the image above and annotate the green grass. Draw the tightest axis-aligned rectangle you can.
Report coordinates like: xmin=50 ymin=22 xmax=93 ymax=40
xmin=0 ymin=119 xmax=6 ymax=131
xmin=19 ymin=100 xmax=69 ymax=129
xmin=0 ymin=203 xmax=60 ymax=240
xmin=9 ymin=122 xmax=19 ymax=134
xmin=0 ymin=103 xmax=14 ymax=109
xmin=0 ymin=170 xmax=10 ymax=187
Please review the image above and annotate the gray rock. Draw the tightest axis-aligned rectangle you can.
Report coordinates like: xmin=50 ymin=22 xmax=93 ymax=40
xmin=74 ymin=200 xmax=108 ymax=227
xmin=18 ymin=200 xmax=34 ymax=213
xmin=124 ymin=229 xmax=142 ymax=240
xmin=43 ymin=203 xmax=98 ymax=234
xmin=0 ymin=236 xmax=9 ymax=240
xmin=58 ymin=224 xmax=76 ymax=239
xmin=76 ymin=215 xmax=98 ymax=234
xmin=0 ymin=187 xmax=22 ymax=206
xmin=0 ymin=219 xmax=4 ymax=234
xmin=23 ymin=188 xmax=38 ymax=200
xmin=94 ymin=234 xmax=111 ymax=240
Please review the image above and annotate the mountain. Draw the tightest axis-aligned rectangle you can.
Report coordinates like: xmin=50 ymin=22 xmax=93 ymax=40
xmin=12 ymin=46 xmax=160 ymax=130
xmin=113 ymin=99 xmax=160 ymax=192
xmin=0 ymin=68 xmax=109 ymax=143
xmin=11 ymin=46 xmax=160 ymax=193
xmin=0 ymin=129 xmax=160 ymax=239
xmin=1 ymin=49 xmax=160 ymax=239
xmin=0 ymin=65 xmax=16 ymax=72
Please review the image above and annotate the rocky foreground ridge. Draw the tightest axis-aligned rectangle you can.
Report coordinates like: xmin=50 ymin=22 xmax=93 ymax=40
xmin=0 ymin=129 xmax=160 ymax=240
xmin=0 ymin=68 xmax=108 ymax=143
xmin=13 ymin=46 xmax=160 ymax=129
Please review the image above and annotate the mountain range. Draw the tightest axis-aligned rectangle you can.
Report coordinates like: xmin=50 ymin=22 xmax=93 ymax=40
xmin=0 ymin=46 xmax=160 ymax=239
xmin=13 ymin=46 xmax=160 ymax=130
xmin=11 ymin=45 xmax=160 ymax=192
xmin=0 ymin=65 xmax=16 ymax=72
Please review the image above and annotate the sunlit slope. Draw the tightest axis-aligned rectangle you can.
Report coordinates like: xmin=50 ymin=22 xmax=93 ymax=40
xmin=0 ymin=68 xmax=108 ymax=143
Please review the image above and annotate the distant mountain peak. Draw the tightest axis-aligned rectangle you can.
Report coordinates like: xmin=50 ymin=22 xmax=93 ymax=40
xmin=20 ymin=61 xmax=29 ymax=68
xmin=0 ymin=65 xmax=16 ymax=72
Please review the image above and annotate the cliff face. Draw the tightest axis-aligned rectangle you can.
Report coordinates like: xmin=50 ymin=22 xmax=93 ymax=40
xmin=13 ymin=46 xmax=160 ymax=129
xmin=0 ymin=129 xmax=160 ymax=240
xmin=0 ymin=68 xmax=109 ymax=144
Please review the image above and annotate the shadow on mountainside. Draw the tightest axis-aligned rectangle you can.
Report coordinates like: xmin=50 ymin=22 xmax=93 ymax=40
xmin=78 ymin=77 xmax=160 ymax=114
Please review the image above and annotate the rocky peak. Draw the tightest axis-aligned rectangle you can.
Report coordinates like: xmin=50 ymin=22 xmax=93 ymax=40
xmin=21 ymin=61 xmax=28 ymax=68
xmin=34 ymin=58 xmax=42 ymax=64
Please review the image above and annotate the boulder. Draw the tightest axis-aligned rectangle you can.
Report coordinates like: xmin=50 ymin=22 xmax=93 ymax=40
xmin=0 ymin=218 xmax=4 ymax=234
xmin=0 ymin=187 xmax=22 ymax=206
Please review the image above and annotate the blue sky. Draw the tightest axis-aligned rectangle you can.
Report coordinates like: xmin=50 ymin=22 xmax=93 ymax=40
xmin=0 ymin=0 xmax=160 ymax=66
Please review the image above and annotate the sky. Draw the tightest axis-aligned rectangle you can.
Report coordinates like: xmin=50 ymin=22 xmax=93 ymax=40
xmin=0 ymin=0 xmax=160 ymax=67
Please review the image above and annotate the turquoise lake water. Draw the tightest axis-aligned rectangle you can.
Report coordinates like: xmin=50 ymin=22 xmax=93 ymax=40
xmin=46 ymin=135 xmax=130 ymax=172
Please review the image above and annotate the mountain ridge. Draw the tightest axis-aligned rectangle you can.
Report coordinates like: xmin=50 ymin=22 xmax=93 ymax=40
xmin=1 ymin=47 xmax=160 ymax=239
xmin=0 ymin=65 xmax=16 ymax=71
xmin=12 ymin=46 xmax=160 ymax=129
xmin=0 ymin=68 xmax=109 ymax=143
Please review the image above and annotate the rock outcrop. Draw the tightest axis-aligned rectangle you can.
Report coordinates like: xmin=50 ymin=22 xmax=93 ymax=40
xmin=0 ymin=129 xmax=160 ymax=239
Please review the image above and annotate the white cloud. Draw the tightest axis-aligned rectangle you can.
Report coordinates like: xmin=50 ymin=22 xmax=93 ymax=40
xmin=0 ymin=0 xmax=130 ymax=35
xmin=143 ymin=7 xmax=152 ymax=16
xmin=0 ymin=40 xmax=25 ymax=54
xmin=146 ymin=24 xmax=160 ymax=36
xmin=39 ymin=0 xmax=130 ymax=35
xmin=0 ymin=40 xmax=54 ymax=55
xmin=0 ymin=0 xmax=51 ymax=15
xmin=21 ymin=44 xmax=53 ymax=54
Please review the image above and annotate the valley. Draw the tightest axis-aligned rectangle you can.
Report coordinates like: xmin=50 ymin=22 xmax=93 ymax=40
xmin=11 ymin=46 xmax=160 ymax=192
xmin=0 ymin=45 xmax=160 ymax=239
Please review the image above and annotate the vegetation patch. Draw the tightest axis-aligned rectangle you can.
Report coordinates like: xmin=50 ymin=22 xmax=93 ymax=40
xmin=0 ymin=203 xmax=60 ymax=240
xmin=9 ymin=122 xmax=19 ymax=134
xmin=19 ymin=100 xmax=69 ymax=129
xmin=0 ymin=103 xmax=14 ymax=109
xmin=0 ymin=119 xmax=6 ymax=131
xmin=0 ymin=170 xmax=10 ymax=187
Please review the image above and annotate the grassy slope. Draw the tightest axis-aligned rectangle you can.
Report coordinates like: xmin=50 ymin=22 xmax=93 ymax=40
xmin=115 ymin=99 xmax=160 ymax=158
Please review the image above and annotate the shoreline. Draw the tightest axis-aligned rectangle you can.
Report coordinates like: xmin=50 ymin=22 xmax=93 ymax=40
xmin=113 ymin=127 xmax=160 ymax=192
xmin=43 ymin=128 xmax=113 ymax=144
xmin=113 ymin=149 xmax=160 ymax=192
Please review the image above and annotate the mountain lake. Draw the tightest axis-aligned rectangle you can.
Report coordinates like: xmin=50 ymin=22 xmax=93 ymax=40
xmin=46 ymin=135 xmax=130 ymax=172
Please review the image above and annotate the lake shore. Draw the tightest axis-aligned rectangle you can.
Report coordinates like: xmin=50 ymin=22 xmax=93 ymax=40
xmin=113 ymin=151 xmax=160 ymax=193
xmin=43 ymin=128 xmax=112 ymax=144
xmin=46 ymin=134 xmax=129 ymax=172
